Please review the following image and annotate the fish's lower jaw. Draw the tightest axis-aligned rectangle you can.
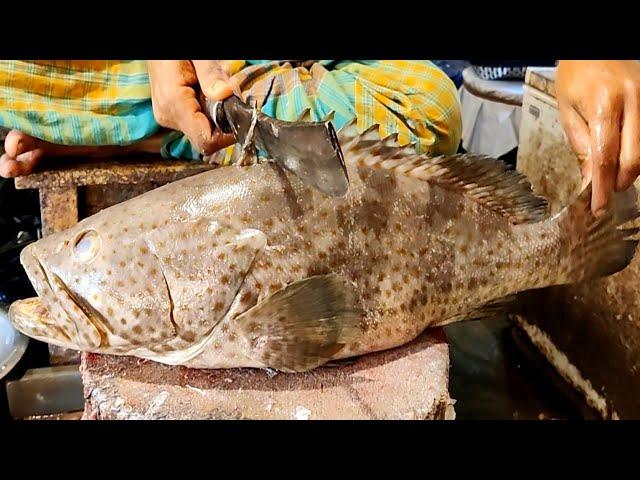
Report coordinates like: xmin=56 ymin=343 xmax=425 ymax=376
xmin=12 ymin=325 xmax=77 ymax=353
xmin=8 ymin=298 xmax=75 ymax=350
xmin=12 ymin=318 xmax=97 ymax=354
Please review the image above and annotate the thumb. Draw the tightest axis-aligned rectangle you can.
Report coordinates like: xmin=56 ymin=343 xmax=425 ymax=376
xmin=192 ymin=60 xmax=235 ymax=101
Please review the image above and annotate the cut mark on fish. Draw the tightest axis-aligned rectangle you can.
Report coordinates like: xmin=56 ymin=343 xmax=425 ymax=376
xmin=154 ymin=254 xmax=178 ymax=338
xmin=139 ymin=222 xmax=267 ymax=365
xmin=35 ymin=257 xmax=55 ymax=297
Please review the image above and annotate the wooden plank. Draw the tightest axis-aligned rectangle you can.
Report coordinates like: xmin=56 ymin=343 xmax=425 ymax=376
xmin=39 ymin=186 xmax=78 ymax=236
xmin=81 ymin=183 xmax=163 ymax=217
xmin=14 ymin=157 xmax=216 ymax=190
xmin=48 ymin=346 xmax=80 ymax=366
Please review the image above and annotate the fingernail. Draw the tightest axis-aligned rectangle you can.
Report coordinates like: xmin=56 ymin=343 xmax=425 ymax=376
xmin=209 ymin=81 xmax=232 ymax=99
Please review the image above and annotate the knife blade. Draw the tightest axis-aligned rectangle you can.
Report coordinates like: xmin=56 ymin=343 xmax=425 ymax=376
xmin=206 ymin=95 xmax=350 ymax=197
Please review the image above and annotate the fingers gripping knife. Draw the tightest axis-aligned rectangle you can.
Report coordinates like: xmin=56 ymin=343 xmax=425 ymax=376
xmin=206 ymin=95 xmax=350 ymax=197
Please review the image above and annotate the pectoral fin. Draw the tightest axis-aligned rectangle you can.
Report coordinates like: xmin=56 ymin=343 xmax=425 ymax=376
xmin=236 ymin=274 xmax=361 ymax=372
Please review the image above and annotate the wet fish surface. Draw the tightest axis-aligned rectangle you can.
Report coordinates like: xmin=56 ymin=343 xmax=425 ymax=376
xmin=9 ymin=123 xmax=640 ymax=372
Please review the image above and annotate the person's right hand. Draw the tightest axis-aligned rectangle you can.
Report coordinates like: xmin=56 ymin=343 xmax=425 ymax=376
xmin=147 ymin=60 xmax=236 ymax=156
xmin=556 ymin=60 xmax=640 ymax=217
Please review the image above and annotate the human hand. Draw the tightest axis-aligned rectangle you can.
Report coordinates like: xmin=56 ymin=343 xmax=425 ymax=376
xmin=147 ymin=60 xmax=236 ymax=155
xmin=556 ymin=60 xmax=640 ymax=217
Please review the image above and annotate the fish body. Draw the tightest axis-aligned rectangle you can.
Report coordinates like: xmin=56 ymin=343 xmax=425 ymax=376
xmin=9 ymin=124 xmax=639 ymax=372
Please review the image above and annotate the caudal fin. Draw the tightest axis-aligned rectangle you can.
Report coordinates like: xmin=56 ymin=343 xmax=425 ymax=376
xmin=555 ymin=183 xmax=639 ymax=283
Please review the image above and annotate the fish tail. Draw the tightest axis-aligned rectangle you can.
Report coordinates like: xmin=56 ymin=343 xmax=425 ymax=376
xmin=552 ymin=183 xmax=639 ymax=284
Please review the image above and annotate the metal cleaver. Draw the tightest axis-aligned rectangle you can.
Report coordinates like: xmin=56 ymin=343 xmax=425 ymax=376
xmin=206 ymin=95 xmax=349 ymax=197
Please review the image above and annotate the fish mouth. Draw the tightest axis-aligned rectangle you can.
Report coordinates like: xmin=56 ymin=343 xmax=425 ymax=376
xmin=23 ymin=248 xmax=109 ymax=349
xmin=10 ymin=248 xmax=73 ymax=344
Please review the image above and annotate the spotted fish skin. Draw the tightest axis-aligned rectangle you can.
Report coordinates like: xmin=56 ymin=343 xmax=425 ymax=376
xmin=9 ymin=124 xmax=640 ymax=371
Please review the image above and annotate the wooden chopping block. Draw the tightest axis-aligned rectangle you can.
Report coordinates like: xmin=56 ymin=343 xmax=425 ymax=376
xmin=80 ymin=329 xmax=454 ymax=420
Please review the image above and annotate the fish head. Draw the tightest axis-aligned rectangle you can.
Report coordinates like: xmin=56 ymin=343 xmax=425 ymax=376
xmin=15 ymin=216 xmax=173 ymax=352
xmin=13 ymin=208 xmax=268 ymax=358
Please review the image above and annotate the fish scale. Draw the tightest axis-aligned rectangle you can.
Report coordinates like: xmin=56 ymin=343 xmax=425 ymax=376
xmin=9 ymin=121 xmax=640 ymax=372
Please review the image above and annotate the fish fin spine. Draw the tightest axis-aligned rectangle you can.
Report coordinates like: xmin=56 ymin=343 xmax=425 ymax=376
xmin=340 ymin=125 xmax=548 ymax=224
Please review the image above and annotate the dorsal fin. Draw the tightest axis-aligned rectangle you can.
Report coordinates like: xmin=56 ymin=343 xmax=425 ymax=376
xmin=339 ymin=124 xmax=548 ymax=224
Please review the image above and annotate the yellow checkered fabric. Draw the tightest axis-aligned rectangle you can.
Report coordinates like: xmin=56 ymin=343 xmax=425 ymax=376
xmin=0 ymin=60 xmax=461 ymax=161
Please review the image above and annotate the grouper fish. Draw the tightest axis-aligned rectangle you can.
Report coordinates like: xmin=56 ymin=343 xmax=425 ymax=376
xmin=9 ymin=123 xmax=640 ymax=372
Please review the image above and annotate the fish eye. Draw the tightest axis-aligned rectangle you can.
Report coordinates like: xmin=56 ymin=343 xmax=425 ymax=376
xmin=72 ymin=230 xmax=101 ymax=263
